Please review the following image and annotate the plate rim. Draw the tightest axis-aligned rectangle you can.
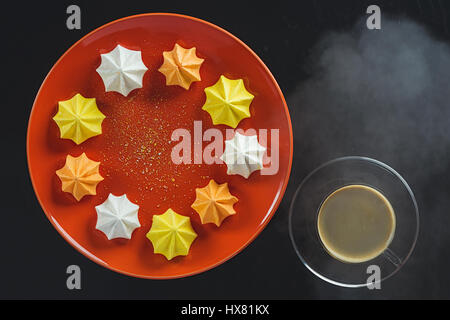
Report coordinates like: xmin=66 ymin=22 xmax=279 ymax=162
xmin=26 ymin=12 xmax=293 ymax=279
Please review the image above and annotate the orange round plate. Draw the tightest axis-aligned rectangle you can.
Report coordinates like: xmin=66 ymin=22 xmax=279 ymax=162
xmin=27 ymin=13 xmax=293 ymax=279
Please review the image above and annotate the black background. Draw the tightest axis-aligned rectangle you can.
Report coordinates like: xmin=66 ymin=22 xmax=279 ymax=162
xmin=3 ymin=0 xmax=450 ymax=299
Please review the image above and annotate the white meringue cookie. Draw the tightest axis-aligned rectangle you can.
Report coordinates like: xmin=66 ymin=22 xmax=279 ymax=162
xmin=220 ymin=132 xmax=266 ymax=179
xmin=96 ymin=45 xmax=148 ymax=96
xmin=95 ymin=194 xmax=140 ymax=240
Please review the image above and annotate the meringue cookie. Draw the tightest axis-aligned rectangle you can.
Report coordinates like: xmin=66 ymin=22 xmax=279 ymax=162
xmin=146 ymin=208 xmax=197 ymax=260
xmin=56 ymin=153 xmax=104 ymax=201
xmin=191 ymin=179 xmax=238 ymax=227
xmin=158 ymin=43 xmax=204 ymax=89
xmin=53 ymin=93 xmax=105 ymax=145
xmin=96 ymin=45 xmax=148 ymax=96
xmin=202 ymin=75 xmax=254 ymax=128
xmin=95 ymin=194 xmax=140 ymax=240
xmin=220 ymin=132 xmax=266 ymax=179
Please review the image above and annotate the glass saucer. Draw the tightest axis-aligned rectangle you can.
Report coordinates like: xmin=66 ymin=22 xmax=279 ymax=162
xmin=288 ymin=156 xmax=419 ymax=288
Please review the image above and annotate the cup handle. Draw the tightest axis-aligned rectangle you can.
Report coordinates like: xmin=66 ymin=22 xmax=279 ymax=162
xmin=382 ymin=248 xmax=402 ymax=267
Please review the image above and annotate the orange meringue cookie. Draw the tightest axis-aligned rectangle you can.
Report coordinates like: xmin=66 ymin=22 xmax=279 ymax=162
xmin=158 ymin=43 xmax=204 ymax=89
xmin=56 ymin=153 xmax=104 ymax=201
xmin=191 ymin=179 xmax=238 ymax=227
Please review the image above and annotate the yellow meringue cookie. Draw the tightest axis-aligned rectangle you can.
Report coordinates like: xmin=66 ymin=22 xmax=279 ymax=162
xmin=202 ymin=75 xmax=254 ymax=128
xmin=53 ymin=93 xmax=105 ymax=145
xmin=146 ymin=209 xmax=197 ymax=260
